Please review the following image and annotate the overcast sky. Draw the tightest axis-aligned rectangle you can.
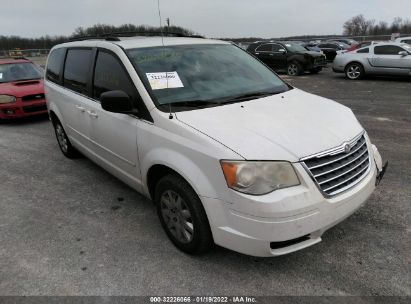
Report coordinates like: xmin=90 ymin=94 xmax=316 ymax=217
xmin=2 ymin=0 xmax=410 ymax=38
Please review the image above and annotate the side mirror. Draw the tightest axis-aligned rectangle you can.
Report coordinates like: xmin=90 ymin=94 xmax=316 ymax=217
xmin=398 ymin=51 xmax=408 ymax=56
xmin=100 ymin=90 xmax=138 ymax=114
xmin=278 ymin=48 xmax=286 ymax=53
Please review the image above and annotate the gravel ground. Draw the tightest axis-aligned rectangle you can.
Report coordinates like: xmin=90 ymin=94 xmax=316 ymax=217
xmin=0 ymin=68 xmax=410 ymax=296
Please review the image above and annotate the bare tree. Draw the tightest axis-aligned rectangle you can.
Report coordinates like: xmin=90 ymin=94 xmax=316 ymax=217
xmin=343 ymin=15 xmax=411 ymax=36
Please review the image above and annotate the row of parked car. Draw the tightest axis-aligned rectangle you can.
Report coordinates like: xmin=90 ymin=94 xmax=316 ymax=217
xmin=245 ymin=37 xmax=411 ymax=79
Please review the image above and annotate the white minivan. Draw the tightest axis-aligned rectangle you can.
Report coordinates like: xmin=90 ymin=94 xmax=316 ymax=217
xmin=45 ymin=35 xmax=386 ymax=257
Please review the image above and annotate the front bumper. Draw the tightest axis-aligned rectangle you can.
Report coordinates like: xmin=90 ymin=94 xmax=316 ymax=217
xmin=0 ymin=99 xmax=47 ymax=119
xmin=201 ymin=150 xmax=381 ymax=257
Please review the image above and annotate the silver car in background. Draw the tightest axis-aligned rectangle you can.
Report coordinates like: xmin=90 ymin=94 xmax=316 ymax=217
xmin=333 ymin=42 xmax=411 ymax=79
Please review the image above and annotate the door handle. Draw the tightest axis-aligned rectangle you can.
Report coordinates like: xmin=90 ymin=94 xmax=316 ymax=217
xmin=76 ymin=105 xmax=86 ymax=112
xmin=269 ymin=54 xmax=274 ymax=56
xmin=87 ymin=110 xmax=98 ymax=118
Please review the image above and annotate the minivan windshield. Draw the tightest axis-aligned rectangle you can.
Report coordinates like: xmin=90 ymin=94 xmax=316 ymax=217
xmin=0 ymin=62 xmax=43 ymax=83
xmin=127 ymin=44 xmax=289 ymax=107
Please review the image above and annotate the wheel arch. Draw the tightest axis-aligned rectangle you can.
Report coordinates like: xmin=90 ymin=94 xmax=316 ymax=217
xmin=48 ymin=103 xmax=65 ymax=127
xmin=143 ymin=149 xmax=224 ymax=202
xmin=287 ymin=55 xmax=306 ymax=65
xmin=147 ymin=164 xmax=180 ymax=200
xmin=49 ymin=110 xmax=59 ymax=125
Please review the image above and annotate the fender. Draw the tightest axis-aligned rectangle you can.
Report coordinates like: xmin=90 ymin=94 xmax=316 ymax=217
xmin=287 ymin=54 xmax=308 ymax=65
xmin=140 ymin=147 xmax=228 ymax=200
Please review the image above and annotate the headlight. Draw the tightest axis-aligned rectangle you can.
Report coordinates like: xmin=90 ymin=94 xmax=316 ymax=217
xmin=220 ymin=161 xmax=300 ymax=195
xmin=0 ymin=95 xmax=16 ymax=104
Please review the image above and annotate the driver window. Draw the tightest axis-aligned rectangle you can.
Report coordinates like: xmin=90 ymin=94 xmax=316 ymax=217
xmin=93 ymin=51 xmax=135 ymax=101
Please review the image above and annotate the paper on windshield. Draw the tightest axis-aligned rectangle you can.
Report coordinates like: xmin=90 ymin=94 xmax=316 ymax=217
xmin=146 ymin=71 xmax=184 ymax=90
xmin=0 ymin=73 xmax=3 ymax=79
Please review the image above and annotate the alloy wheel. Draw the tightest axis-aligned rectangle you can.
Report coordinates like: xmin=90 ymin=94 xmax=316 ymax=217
xmin=347 ymin=65 xmax=361 ymax=79
xmin=287 ymin=64 xmax=298 ymax=76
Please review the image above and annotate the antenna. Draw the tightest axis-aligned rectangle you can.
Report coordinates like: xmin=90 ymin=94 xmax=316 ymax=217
xmin=157 ymin=0 xmax=165 ymax=47
xmin=157 ymin=0 xmax=173 ymax=119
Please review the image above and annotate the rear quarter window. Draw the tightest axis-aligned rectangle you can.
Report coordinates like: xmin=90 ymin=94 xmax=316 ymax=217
xmin=46 ymin=48 xmax=65 ymax=84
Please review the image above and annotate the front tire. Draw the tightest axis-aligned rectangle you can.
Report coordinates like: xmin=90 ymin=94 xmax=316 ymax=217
xmin=52 ymin=119 xmax=79 ymax=158
xmin=287 ymin=61 xmax=303 ymax=76
xmin=155 ymin=174 xmax=213 ymax=254
xmin=345 ymin=62 xmax=364 ymax=80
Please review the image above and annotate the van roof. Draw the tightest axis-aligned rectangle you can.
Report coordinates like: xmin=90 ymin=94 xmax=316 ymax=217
xmin=52 ymin=36 xmax=230 ymax=51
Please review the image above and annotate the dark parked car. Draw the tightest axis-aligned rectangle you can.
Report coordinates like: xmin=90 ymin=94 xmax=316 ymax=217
xmin=247 ymin=41 xmax=327 ymax=76
xmin=317 ymin=41 xmax=350 ymax=61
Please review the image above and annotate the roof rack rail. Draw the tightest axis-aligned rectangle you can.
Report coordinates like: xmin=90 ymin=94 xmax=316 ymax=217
xmin=69 ymin=31 xmax=204 ymax=42
xmin=101 ymin=31 xmax=205 ymax=39
xmin=68 ymin=35 xmax=121 ymax=42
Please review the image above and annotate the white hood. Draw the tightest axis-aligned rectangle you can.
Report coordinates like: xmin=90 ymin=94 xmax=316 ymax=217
xmin=175 ymin=88 xmax=363 ymax=162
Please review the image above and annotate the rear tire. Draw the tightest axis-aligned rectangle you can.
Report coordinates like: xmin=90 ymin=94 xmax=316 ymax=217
xmin=52 ymin=119 xmax=79 ymax=158
xmin=155 ymin=174 xmax=213 ymax=254
xmin=345 ymin=62 xmax=364 ymax=80
xmin=287 ymin=61 xmax=303 ymax=76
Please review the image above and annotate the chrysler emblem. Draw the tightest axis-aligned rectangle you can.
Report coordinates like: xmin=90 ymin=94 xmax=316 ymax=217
xmin=344 ymin=144 xmax=351 ymax=153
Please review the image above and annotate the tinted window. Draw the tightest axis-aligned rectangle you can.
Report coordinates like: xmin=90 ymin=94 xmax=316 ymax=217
xmin=271 ymin=44 xmax=283 ymax=52
xmin=357 ymin=48 xmax=369 ymax=53
xmin=93 ymin=51 xmax=135 ymax=100
xmin=374 ymin=45 xmax=404 ymax=55
xmin=46 ymin=48 xmax=65 ymax=83
xmin=401 ymin=39 xmax=411 ymax=44
xmin=63 ymin=49 xmax=92 ymax=95
xmin=256 ymin=44 xmax=272 ymax=52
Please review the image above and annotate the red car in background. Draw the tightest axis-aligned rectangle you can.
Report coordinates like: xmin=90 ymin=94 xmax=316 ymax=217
xmin=346 ymin=41 xmax=371 ymax=52
xmin=0 ymin=58 xmax=47 ymax=120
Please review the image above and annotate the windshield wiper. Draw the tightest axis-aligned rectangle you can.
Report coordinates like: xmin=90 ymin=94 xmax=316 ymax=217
xmin=221 ymin=91 xmax=282 ymax=103
xmin=161 ymin=100 xmax=221 ymax=108
xmin=160 ymin=91 xmax=284 ymax=109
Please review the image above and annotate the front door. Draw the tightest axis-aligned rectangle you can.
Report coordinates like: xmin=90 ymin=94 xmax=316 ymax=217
xmin=270 ymin=43 xmax=288 ymax=69
xmin=87 ymin=50 xmax=142 ymax=189
xmin=372 ymin=45 xmax=411 ymax=75
xmin=254 ymin=44 xmax=277 ymax=69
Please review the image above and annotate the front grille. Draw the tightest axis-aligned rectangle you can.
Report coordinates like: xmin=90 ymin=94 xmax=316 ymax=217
xmin=22 ymin=93 xmax=45 ymax=102
xmin=23 ymin=104 xmax=47 ymax=113
xmin=302 ymin=134 xmax=370 ymax=197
